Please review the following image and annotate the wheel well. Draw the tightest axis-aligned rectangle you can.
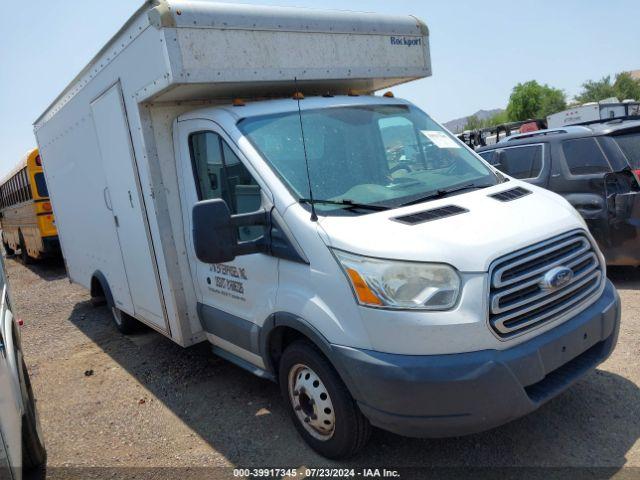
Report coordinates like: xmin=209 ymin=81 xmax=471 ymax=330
xmin=267 ymin=326 xmax=307 ymax=374
xmin=90 ymin=276 xmax=105 ymax=299
xmin=90 ymin=273 xmax=113 ymax=307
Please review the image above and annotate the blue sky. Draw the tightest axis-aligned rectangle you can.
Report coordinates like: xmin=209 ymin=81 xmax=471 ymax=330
xmin=1 ymin=0 xmax=639 ymax=177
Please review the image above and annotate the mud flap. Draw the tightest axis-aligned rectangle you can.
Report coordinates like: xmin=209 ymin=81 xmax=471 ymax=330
xmin=603 ymin=169 xmax=640 ymax=265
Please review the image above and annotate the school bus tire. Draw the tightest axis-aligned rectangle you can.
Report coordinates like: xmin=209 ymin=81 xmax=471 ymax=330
xmin=18 ymin=231 xmax=32 ymax=265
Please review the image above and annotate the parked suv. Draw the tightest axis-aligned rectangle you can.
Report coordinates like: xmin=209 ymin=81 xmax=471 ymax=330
xmin=477 ymin=120 xmax=640 ymax=265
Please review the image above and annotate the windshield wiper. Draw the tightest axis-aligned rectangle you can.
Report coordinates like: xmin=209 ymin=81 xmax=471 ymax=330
xmin=398 ymin=183 xmax=491 ymax=207
xmin=299 ymin=198 xmax=389 ymax=212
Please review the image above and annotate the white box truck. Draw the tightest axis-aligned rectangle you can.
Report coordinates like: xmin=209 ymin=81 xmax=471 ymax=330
xmin=547 ymin=99 xmax=640 ymax=128
xmin=34 ymin=0 xmax=620 ymax=459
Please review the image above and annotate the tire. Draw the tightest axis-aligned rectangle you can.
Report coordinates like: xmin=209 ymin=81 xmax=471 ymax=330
xmin=3 ymin=241 xmax=14 ymax=256
xmin=16 ymin=348 xmax=47 ymax=470
xmin=18 ymin=231 xmax=32 ymax=265
xmin=108 ymin=300 xmax=140 ymax=334
xmin=278 ymin=339 xmax=371 ymax=459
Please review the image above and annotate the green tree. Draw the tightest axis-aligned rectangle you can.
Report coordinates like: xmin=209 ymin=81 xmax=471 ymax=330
xmin=506 ymin=80 xmax=567 ymax=121
xmin=463 ymin=115 xmax=483 ymax=130
xmin=575 ymin=75 xmax=616 ymax=103
xmin=574 ymin=72 xmax=640 ymax=103
xmin=613 ymin=72 xmax=640 ymax=101
xmin=485 ymin=110 xmax=509 ymax=127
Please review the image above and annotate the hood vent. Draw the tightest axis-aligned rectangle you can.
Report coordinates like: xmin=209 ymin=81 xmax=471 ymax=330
xmin=489 ymin=186 xmax=532 ymax=202
xmin=393 ymin=205 xmax=468 ymax=225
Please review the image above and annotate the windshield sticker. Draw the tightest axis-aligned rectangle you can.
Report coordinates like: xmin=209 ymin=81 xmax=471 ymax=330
xmin=420 ymin=130 xmax=461 ymax=149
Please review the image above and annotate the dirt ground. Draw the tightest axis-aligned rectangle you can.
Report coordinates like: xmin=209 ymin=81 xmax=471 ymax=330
xmin=6 ymin=255 xmax=640 ymax=479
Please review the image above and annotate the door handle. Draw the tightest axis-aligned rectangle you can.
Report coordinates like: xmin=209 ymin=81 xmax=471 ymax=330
xmin=128 ymin=190 xmax=134 ymax=209
xmin=103 ymin=187 xmax=113 ymax=211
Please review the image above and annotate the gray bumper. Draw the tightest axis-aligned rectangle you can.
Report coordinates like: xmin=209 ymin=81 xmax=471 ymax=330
xmin=332 ymin=280 xmax=621 ymax=438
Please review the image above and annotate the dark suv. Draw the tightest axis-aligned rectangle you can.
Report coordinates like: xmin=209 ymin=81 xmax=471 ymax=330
xmin=477 ymin=120 xmax=640 ymax=266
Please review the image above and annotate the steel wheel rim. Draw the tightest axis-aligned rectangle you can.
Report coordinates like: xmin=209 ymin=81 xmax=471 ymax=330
xmin=111 ymin=307 xmax=123 ymax=326
xmin=288 ymin=363 xmax=335 ymax=440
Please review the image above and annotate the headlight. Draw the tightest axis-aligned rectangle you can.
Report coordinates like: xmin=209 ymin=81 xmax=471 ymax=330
xmin=332 ymin=250 xmax=460 ymax=310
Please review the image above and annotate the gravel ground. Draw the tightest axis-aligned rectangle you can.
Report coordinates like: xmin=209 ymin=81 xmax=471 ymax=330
xmin=5 ymin=256 xmax=640 ymax=479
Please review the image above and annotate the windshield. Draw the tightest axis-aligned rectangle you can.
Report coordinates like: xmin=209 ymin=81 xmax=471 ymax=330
xmin=612 ymin=131 xmax=640 ymax=168
xmin=238 ymin=103 xmax=497 ymax=213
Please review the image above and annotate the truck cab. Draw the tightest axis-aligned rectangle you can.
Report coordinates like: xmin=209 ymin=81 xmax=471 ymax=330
xmin=178 ymin=94 xmax=620 ymax=454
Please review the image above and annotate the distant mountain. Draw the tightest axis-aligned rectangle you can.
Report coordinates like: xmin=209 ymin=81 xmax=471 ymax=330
xmin=443 ymin=108 xmax=504 ymax=134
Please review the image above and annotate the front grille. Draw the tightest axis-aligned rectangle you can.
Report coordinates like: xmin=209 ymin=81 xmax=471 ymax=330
xmin=489 ymin=231 xmax=603 ymax=337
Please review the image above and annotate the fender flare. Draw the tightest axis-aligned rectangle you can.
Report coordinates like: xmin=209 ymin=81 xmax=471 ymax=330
xmin=91 ymin=270 xmax=115 ymax=308
xmin=259 ymin=312 xmax=362 ymax=399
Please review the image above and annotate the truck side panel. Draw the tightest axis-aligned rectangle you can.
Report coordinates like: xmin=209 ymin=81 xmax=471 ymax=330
xmin=35 ymin=23 xmax=172 ymax=334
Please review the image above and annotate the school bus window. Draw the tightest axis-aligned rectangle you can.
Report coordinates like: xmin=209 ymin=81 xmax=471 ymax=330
xmin=34 ymin=173 xmax=48 ymax=197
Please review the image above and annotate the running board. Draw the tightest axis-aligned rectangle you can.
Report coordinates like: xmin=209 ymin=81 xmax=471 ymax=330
xmin=211 ymin=345 xmax=276 ymax=382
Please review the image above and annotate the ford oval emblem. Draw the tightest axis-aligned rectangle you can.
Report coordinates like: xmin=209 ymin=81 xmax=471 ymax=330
xmin=540 ymin=266 xmax=574 ymax=291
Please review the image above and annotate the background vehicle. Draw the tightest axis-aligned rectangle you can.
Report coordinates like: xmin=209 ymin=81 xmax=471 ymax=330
xmin=0 ymin=149 xmax=58 ymax=263
xmin=547 ymin=98 xmax=640 ymax=128
xmin=0 ymin=254 xmax=47 ymax=479
xmin=477 ymin=119 xmax=640 ymax=265
xmin=34 ymin=0 xmax=620 ymax=458
xmin=457 ymin=119 xmax=547 ymax=150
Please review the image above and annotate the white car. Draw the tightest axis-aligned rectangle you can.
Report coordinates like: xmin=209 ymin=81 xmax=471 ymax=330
xmin=0 ymin=254 xmax=46 ymax=479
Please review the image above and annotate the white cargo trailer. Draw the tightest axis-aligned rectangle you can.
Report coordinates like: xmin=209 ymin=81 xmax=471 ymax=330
xmin=35 ymin=0 xmax=620 ymax=459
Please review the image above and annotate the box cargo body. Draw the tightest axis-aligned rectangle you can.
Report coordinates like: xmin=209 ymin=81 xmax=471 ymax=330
xmin=34 ymin=0 xmax=430 ymax=346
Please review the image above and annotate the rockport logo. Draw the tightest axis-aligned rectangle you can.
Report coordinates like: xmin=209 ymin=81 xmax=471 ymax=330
xmin=390 ymin=36 xmax=422 ymax=47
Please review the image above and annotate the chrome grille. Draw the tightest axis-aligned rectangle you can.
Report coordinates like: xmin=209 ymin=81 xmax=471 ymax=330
xmin=489 ymin=231 xmax=603 ymax=337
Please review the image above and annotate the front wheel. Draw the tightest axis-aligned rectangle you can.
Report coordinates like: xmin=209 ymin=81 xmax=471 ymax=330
xmin=279 ymin=340 xmax=371 ymax=459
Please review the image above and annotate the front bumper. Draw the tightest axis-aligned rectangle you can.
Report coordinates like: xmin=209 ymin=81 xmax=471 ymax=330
xmin=332 ymin=280 xmax=621 ymax=437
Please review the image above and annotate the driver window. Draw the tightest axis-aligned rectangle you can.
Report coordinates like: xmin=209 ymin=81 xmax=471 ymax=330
xmin=189 ymin=131 xmax=263 ymax=241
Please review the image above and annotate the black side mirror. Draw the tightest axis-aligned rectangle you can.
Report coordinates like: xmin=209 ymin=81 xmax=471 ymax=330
xmin=192 ymin=198 xmax=269 ymax=264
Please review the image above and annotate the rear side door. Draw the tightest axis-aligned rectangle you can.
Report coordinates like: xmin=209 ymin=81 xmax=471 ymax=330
xmin=598 ymin=133 xmax=640 ymax=264
xmin=548 ymin=137 xmax=615 ymax=258
xmin=91 ymin=82 xmax=167 ymax=332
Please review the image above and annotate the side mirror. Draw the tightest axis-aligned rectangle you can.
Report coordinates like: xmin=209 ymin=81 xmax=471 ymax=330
xmin=192 ymin=198 xmax=269 ymax=264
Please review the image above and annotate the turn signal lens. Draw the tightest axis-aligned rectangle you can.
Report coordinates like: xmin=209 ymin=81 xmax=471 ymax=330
xmin=42 ymin=202 xmax=52 ymax=211
xmin=383 ymin=91 xmax=395 ymax=98
xmin=345 ymin=268 xmax=383 ymax=306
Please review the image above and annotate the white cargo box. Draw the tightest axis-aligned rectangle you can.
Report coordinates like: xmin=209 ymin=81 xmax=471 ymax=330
xmin=34 ymin=0 xmax=431 ymax=346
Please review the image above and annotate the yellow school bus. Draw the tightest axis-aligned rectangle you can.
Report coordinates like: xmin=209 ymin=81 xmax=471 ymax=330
xmin=0 ymin=148 xmax=59 ymax=262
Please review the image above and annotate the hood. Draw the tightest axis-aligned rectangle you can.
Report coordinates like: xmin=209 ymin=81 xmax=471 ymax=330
xmin=316 ymin=182 xmax=587 ymax=272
